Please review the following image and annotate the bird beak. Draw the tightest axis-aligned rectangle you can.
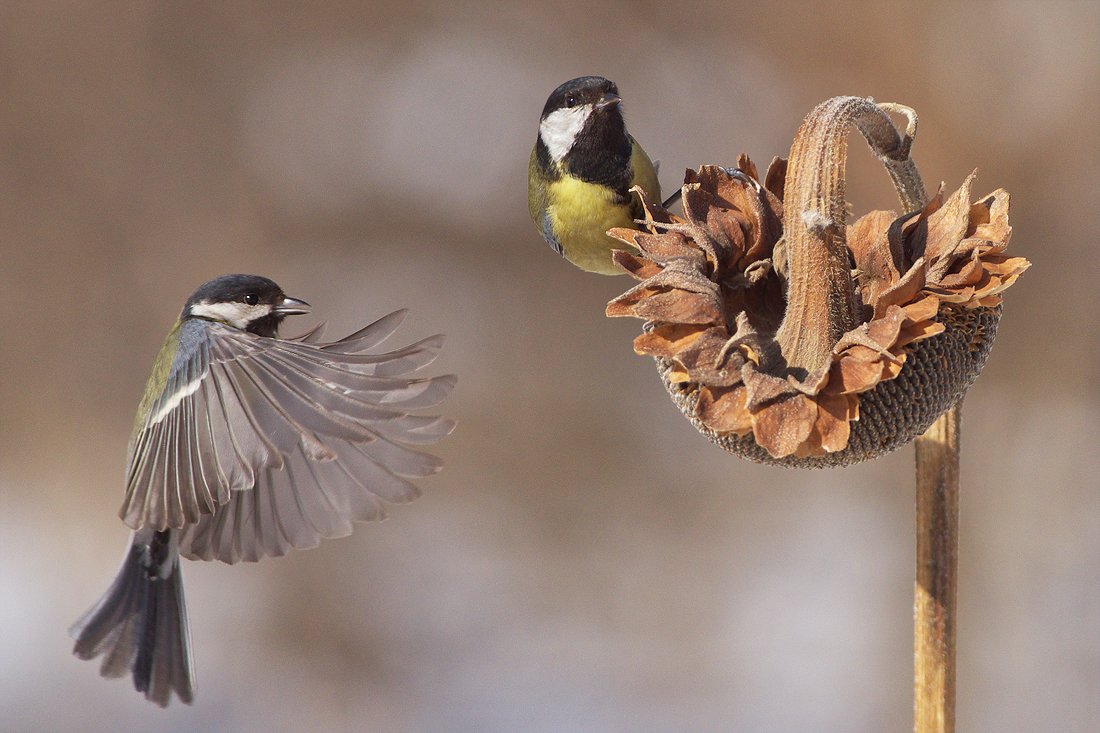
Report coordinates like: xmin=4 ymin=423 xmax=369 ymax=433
xmin=274 ymin=296 xmax=311 ymax=316
xmin=596 ymin=92 xmax=621 ymax=110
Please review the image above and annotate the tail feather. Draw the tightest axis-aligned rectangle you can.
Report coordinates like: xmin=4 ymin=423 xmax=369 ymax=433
xmin=71 ymin=531 xmax=194 ymax=706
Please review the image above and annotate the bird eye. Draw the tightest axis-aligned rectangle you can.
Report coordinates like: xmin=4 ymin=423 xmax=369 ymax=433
xmin=565 ymin=95 xmax=576 ymax=108
xmin=243 ymin=293 xmax=258 ymax=306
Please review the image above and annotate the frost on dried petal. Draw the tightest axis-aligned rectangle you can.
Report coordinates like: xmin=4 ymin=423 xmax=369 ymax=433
xmin=796 ymin=392 xmax=858 ymax=457
xmin=752 ymin=394 xmax=817 ymax=458
xmin=896 ymin=184 xmax=1028 ymax=310
xmin=763 ymin=157 xmax=788 ymax=201
xmin=848 ymin=209 xmax=902 ymax=310
xmin=923 ymin=172 xmax=977 ymax=280
xmin=611 ymin=249 xmax=663 ymax=280
xmin=873 ymin=259 xmax=926 ymax=317
xmin=742 ymin=365 xmax=797 ymax=411
xmin=631 ymin=289 xmax=720 ymax=325
xmin=634 ymin=231 xmax=703 ymax=265
xmin=968 ymin=190 xmax=1012 ymax=245
xmin=632 ymin=323 xmax=706 ymax=360
xmin=608 ymin=164 xmax=1027 ymax=460
xmin=671 ymin=328 xmax=747 ymax=388
xmin=697 ymin=385 xmax=753 ymax=435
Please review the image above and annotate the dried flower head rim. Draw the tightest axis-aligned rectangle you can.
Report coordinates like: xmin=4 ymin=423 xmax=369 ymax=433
xmin=606 ymin=97 xmax=1029 ymax=460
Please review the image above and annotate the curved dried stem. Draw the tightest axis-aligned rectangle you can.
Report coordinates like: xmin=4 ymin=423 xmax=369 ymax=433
xmin=774 ymin=96 xmax=927 ymax=376
xmin=876 ymin=102 xmax=927 ymax=211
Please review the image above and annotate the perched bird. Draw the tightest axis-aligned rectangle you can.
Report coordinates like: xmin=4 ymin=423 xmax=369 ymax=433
xmin=70 ymin=274 xmax=455 ymax=707
xmin=528 ymin=75 xmax=661 ymax=275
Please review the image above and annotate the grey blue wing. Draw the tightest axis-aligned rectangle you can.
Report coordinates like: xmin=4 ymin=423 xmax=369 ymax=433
xmin=540 ymin=212 xmax=564 ymax=256
xmin=179 ymin=422 xmax=451 ymax=563
xmin=120 ymin=320 xmax=241 ymax=531
xmin=119 ymin=312 xmax=456 ymax=559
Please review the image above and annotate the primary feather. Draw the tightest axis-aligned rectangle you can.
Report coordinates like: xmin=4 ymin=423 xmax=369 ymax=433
xmin=119 ymin=311 xmax=456 ymax=555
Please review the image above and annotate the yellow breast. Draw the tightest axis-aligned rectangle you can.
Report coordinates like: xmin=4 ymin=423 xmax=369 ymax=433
xmin=530 ymin=137 xmax=661 ymax=276
xmin=546 ymin=177 xmax=639 ymax=275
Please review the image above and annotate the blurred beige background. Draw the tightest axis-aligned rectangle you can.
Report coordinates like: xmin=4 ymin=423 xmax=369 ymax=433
xmin=2 ymin=2 xmax=1097 ymax=731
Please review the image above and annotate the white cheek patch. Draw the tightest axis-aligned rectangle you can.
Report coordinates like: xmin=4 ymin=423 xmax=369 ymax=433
xmin=539 ymin=104 xmax=593 ymax=162
xmin=189 ymin=300 xmax=271 ymax=329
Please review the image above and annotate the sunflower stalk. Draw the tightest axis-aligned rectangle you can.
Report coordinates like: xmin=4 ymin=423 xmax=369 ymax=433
xmin=739 ymin=97 xmax=959 ymax=731
xmin=792 ymin=98 xmax=958 ymax=733
xmin=914 ymin=403 xmax=960 ymax=733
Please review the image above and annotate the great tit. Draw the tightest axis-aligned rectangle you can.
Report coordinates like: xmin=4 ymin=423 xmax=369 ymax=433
xmin=70 ymin=274 xmax=456 ymax=707
xmin=528 ymin=76 xmax=661 ymax=275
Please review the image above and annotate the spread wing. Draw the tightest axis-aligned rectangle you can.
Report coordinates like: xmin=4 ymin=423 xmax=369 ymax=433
xmin=119 ymin=310 xmax=455 ymax=562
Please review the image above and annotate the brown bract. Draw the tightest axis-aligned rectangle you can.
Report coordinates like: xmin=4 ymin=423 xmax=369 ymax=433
xmin=606 ymin=161 xmax=1028 ymax=459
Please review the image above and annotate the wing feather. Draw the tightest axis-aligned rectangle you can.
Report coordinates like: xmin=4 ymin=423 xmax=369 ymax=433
xmin=236 ymin=357 xmax=387 ymax=437
xmin=319 ymin=309 xmax=407 ymax=352
xmin=121 ymin=313 xmax=454 ymax=559
xmin=180 ymin=437 xmax=418 ymax=562
xmin=196 ymin=377 xmax=242 ymax=501
xmin=210 ymin=358 xmax=286 ymax=466
xmin=164 ymin=407 xmax=181 ymax=529
xmin=260 ymin=347 xmax=450 ymax=408
xmin=184 ymin=393 xmax=216 ymax=517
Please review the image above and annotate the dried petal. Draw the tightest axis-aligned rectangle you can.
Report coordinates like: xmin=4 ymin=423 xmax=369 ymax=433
xmin=606 ymin=281 xmax=662 ymax=317
xmin=630 ymin=184 xmax=678 ymax=229
xmin=967 ymin=189 xmax=1011 ymax=245
xmin=895 ymin=319 xmax=945 ymax=348
xmin=835 ymin=304 xmax=906 ymax=353
xmin=631 ymin=324 xmax=706 ymax=357
xmin=983 ymin=254 xmax=1031 ymax=279
xmin=643 ymin=259 xmax=719 ymax=296
xmin=938 ymin=251 xmax=985 ymax=289
xmin=897 ymin=184 xmax=944 ymax=265
xmin=752 ymin=394 xmax=817 ymax=458
xmin=736 ymin=153 xmax=759 ymax=181
xmin=632 ymin=290 xmax=720 ymax=324
xmin=930 ymin=285 xmax=976 ymax=304
xmin=665 ymin=366 xmax=692 ymax=383
xmin=763 ymin=157 xmax=787 ymax=201
xmin=901 ymin=294 xmax=941 ymax=324
xmin=797 ymin=392 xmax=857 ymax=456
xmin=874 ymin=258 xmax=926 ymax=317
xmin=848 ymin=210 xmax=902 ymax=306
xmin=924 ymin=171 xmax=976 ymax=280
xmin=826 ymin=352 xmax=890 ymax=394
xmin=687 ymin=165 xmax=781 ymax=265
xmin=608 ymin=226 xmax=644 ymax=250
xmin=633 ymin=231 xmax=702 ymax=263
xmin=611 ymin=249 xmax=663 ymax=281
xmin=741 ymin=364 xmax=796 ymax=410
xmin=698 ymin=385 xmax=753 ymax=435
xmin=971 ymin=263 xmax=1027 ymax=300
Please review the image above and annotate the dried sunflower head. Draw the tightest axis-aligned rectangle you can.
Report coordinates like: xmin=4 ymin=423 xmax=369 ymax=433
xmin=606 ymin=101 xmax=1028 ymax=467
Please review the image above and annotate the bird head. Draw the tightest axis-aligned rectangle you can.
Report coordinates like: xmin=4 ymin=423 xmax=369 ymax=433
xmin=183 ymin=274 xmax=310 ymax=337
xmin=538 ymin=76 xmax=625 ymax=164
